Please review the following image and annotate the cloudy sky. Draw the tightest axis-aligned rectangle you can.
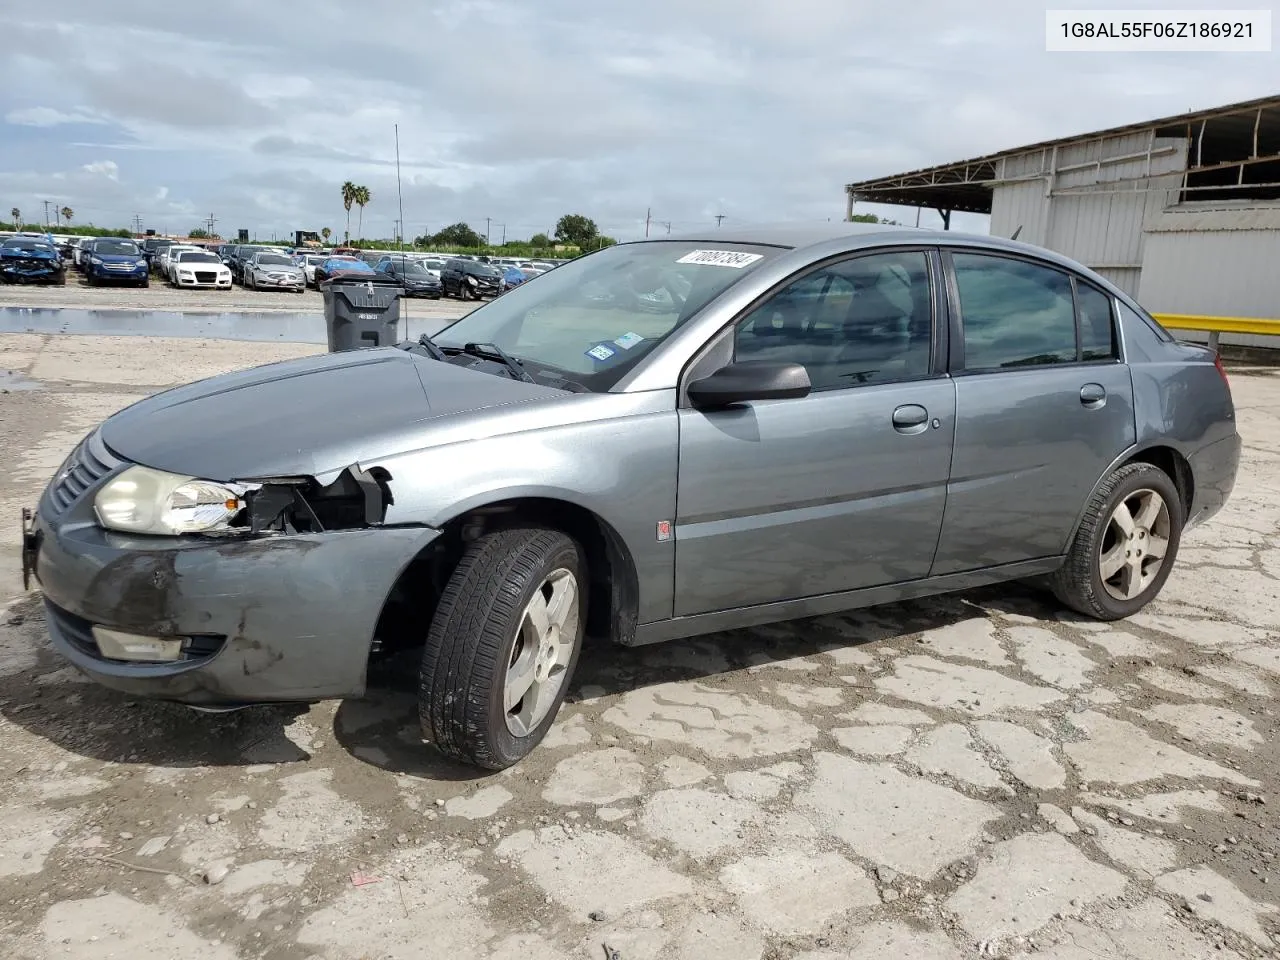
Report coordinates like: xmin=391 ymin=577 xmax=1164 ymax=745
xmin=1 ymin=1 xmax=1276 ymax=242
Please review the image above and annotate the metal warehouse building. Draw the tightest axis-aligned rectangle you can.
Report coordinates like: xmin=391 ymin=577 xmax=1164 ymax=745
xmin=844 ymin=94 xmax=1280 ymax=347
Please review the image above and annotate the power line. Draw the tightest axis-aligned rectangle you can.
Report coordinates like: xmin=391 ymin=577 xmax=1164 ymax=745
xmin=714 ymin=214 xmax=726 ymax=227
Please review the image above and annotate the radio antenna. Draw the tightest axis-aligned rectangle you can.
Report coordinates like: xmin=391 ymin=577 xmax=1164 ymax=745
xmin=395 ymin=123 xmax=408 ymax=339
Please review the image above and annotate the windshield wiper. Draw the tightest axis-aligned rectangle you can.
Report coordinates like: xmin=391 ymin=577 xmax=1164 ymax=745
xmin=461 ymin=341 xmax=536 ymax=383
xmin=414 ymin=333 xmax=448 ymax=361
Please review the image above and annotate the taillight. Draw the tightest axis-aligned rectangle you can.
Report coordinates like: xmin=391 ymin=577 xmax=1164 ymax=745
xmin=1214 ymin=352 xmax=1230 ymax=388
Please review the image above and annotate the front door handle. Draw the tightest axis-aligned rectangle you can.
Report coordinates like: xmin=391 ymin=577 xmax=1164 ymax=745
xmin=892 ymin=403 xmax=929 ymax=434
xmin=1080 ymin=383 xmax=1107 ymax=408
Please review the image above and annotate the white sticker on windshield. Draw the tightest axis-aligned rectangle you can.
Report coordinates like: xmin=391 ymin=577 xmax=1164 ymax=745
xmin=614 ymin=332 xmax=644 ymax=350
xmin=586 ymin=344 xmax=616 ymax=361
xmin=675 ymin=249 xmax=763 ymax=268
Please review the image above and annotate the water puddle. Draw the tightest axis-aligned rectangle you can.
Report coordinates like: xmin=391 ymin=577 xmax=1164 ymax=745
xmin=0 ymin=369 xmax=42 ymax=391
xmin=0 ymin=308 xmax=453 ymax=344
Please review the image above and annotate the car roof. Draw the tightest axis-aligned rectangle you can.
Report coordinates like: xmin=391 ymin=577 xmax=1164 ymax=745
xmin=662 ymin=221 xmax=914 ymax=249
xmin=654 ymin=220 xmax=1106 ymax=280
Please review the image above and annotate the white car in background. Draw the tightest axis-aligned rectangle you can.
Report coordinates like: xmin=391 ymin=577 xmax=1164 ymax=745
xmin=168 ymin=249 xmax=232 ymax=288
xmin=158 ymin=244 xmax=201 ymax=277
xmin=298 ymin=253 xmax=329 ymax=288
xmin=418 ymin=258 xmax=445 ymax=280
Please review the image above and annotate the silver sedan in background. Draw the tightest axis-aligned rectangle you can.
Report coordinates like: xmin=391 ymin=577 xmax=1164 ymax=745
xmin=244 ymin=251 xmax=306 ymax=291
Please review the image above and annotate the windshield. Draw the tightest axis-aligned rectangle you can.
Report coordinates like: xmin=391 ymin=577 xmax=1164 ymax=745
xmin=422 ymin=260 xmax=443 ymax=270
xmin=257 ymin=254 xmax=294 ymax=266
xmin=3 ymin=239 xmax=56 ymax=254
xmin=465 ymin=262 xmax=501 ymax=278
xmin=94 ymin=240 xmax=141 ymax=256
xmin=432 ymin=241 xmax=780 ymax=391
xmin=178 ymin=252 xmax=220 ymax=264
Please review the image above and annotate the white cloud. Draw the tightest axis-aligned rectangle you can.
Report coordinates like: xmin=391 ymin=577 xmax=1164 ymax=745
xmin=82 ymin=160 xmax=120 ymax=180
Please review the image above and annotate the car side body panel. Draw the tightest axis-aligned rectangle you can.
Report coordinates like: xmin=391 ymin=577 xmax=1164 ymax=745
xmin=931 ymin=363 xmax=1136 ymax=574
xmin=367 ymin=390 xmax=680 ymax=626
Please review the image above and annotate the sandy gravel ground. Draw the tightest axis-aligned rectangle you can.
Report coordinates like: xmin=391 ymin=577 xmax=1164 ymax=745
xmin=0 ymin=331 xmax=1278 ymax=960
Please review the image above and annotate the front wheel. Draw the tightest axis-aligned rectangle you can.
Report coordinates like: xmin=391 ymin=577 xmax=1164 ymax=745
xmin=420 ymin=527 xmax=586 ymax=770
xmin=1051 ymin=462 xmax=1183 ymax=620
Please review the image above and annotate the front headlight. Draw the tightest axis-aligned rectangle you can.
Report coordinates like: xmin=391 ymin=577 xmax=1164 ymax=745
xmin=89 ymin=257 xmax=102 ymax=265
xmin=94 ymin=465 xmax=244 ymax=535
xmin=135 ymin=259 xmax=147 ymax=268
xmin=466 ymin=275 xmax=478 ymax=285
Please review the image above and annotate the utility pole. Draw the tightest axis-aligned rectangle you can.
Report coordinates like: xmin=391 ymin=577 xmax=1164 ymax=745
xmin=714 ymin=214 xmax=725 ymax=227
xmin=131 ymin=214 xmax=143 ymax=235
xmin=485 ymin=217 xmax=491 ymax=245
xmin=42 ymin=200 xmax=52 ymax=227
xmin=645 ymin=207 xmax=651 ymax=238
xmin=204 ymin=213 xmax=218 ymax=238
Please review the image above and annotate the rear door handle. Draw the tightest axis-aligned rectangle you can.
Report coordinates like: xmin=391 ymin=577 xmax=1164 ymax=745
xmin=1080 ymin=383 xmax=1107 ymax=408
xmin=892 ymin=404 xmax=929 ymax=434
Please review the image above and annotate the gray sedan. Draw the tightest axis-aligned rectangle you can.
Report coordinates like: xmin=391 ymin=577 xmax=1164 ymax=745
xmin=22 ymin=223 xmax=1240 ymax=769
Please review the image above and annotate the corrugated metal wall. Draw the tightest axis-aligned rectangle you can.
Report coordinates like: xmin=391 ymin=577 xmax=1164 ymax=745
xmin=988 ymin=134 xmax=1186 ymax=298
xmin=1139 ymin=206 xmax=1280 ymax=346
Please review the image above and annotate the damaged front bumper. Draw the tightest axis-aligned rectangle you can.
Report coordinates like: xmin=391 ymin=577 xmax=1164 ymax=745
xmin=29 ymin=491 xmax=440 ymax=706
xmin=1 ymin=259 xmax=63 ymax=284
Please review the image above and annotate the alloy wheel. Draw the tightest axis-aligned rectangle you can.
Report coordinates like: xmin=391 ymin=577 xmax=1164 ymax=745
xmin=503 ymin=567 xmax=580 ymax=737
xmin=1098 ymin=488 xmax=1171 ymax=601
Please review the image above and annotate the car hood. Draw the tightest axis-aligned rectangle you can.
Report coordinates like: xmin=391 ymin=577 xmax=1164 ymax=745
xmin=93 ymin=253 xmax=143 ymax=264
xmin=99 ymin=347 xmax=565 ymax=481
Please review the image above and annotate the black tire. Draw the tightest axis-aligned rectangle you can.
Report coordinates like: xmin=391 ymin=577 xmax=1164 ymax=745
xmin=140 ymin=278 xmax=149 ymax=288
xmin=1050 ymin=462 xmax=1183 ymax=620
xmin=420 ymin=527 xmax=587 ymax=770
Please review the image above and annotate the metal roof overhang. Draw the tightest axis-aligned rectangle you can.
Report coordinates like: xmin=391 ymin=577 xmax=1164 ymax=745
xmin=846 ymin=93 xmax=1280 ymax=212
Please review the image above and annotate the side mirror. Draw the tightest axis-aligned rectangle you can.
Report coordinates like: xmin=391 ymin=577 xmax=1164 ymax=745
xmin=687 ymin=360 xmax=811 ymax=410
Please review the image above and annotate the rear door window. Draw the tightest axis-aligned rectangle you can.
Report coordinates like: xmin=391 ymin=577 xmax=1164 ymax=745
xmin=951 ymin=253 xmax=1077 ymax=370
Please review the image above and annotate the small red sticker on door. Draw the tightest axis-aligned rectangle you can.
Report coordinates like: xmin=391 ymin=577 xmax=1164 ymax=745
xmin=656 ymin=520 xmax=672 ymax=541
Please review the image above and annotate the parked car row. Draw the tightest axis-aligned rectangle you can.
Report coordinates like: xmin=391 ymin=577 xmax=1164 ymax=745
xmin=0 ymin=229 xmax=569 ymax=296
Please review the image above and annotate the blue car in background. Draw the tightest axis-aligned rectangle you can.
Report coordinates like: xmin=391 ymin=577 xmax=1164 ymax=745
xmin=500 ymin=264 xmax=527 ymax=292
xmin=84 ymin=237 xmax=149 ymax=287
xmin=0 ymin=236 xmax=66 ymax=285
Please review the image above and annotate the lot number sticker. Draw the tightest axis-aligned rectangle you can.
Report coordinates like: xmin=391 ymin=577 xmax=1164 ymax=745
xmin=586 ymin=344 xmax=616 ymax=361
xmin=676 ymin=249 xmax=763 ymax=268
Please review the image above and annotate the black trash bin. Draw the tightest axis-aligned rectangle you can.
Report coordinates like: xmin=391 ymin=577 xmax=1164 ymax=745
xmin=322 ymin=276 xmax=405 ymax=352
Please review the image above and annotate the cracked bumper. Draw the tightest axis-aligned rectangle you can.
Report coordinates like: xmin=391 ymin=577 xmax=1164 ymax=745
xmin=31 ymin=508 xmax=440 ymax=705
xmin=1186 ymin=431 xmax=1241 ymax=529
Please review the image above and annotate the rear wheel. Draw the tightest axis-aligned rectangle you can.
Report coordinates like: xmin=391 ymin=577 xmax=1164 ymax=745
xmin=1051 ymin=462 xmax=1182 ymax=620
xmin=419 ymin=527 xmax=586 ymax=770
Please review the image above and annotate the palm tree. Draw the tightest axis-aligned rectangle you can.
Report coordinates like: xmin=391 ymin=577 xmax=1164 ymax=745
xmin=341 ymin=181 xmax=357 ymax=243
xmin=9 ymin=207 xmax=19 ymax=229
xmin=321 ymin=227 xmax=331 ymax=244
xmin=60 ymin=206 xmax=73 ymax=226
xmin=354 ymin=186 xmax=371 ymax=240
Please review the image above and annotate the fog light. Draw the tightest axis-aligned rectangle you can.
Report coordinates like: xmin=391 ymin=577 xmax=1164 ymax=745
xmin=92 ymin=627 xmax=185 ymax=662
